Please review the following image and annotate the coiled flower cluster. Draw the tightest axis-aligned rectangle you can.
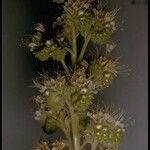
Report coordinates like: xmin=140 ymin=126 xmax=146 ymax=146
xmin=53 ymin=0 xmax=117 ymax=45
xmin=82 ymin=105 xmax=126 ymax=149
xmin=88 ymin=56 xmax=122 ymax=89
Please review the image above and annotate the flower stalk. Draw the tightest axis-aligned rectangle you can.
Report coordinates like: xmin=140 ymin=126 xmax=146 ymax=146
xmin=71 ymin=25 xmax=77 ymax=67
xmin=61 ymin=60 xmax=70 ymax=75
xmin=78 ymin=35 xmax=91 ymax=63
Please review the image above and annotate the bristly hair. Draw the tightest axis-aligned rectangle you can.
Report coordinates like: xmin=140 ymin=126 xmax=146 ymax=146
xmin=87 ymin=104 xmax=127 ymax=131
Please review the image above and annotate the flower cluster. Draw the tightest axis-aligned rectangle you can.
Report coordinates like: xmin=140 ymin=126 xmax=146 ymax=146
xmin=33 ymin=66 xmax=96 ymax=118
xmin=54 ymin=0 xmax=93 ymax=44
xmin=90 ymin=9 xmax=117 ymax=44
xmin=33 ymin=74 xmax=67 ymax=113
xmin=33 ymin=55 xmax=122 ymax=126
xmin=69 ymin=61 xmax=96 ymax=114
xmin=25 ymin=23 xmax=67 ymax=62
xmin=53 ymin=0 xmax=117 ymax=45
xmin=82 ymin=105 xmax=126 ymax=149
xmin=88 ymin=56 xmax=121 ymax=89
xmin=28 ymin=23 xmax=45 ymax=52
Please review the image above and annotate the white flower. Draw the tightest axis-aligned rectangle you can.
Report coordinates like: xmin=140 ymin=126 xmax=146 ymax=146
xmin=106 ymin=43 xmax=116 ymax=53
xmin=35 ymin=110 xmax=42 ymax=116
xmin=81 ymin=88 xmax=88 ymax=93
xmin=34 ymin=110 xmax=43 ymax=120
xmin=78 ymin=10 xmax=84 ymax=16
xmin=39 ymin=86 xmax=47 ymax=93
xmin=45 ymin=40 xmax=52 ymax=46
xmin=33 ymin=80 xmax=47 ymax=93
xmin=28 ymin=43 xmax=37 ymax=51
xmin=45 ymin=91 xmax=50 ymax=96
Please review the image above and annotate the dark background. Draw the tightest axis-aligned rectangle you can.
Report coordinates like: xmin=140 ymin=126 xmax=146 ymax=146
xmin=2 ymin=0 xmax=148 ymax=150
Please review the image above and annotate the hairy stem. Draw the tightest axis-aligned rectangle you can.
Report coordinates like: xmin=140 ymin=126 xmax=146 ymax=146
xmin=71 ymin=25 xmax=77 ymax=67
xmin=91 ymin=141 xmax=98 ymax=150
xmin=80 ymin=140 xmax=88 ymax=150
xmin=66 ymin=100 xmax=80 ymax=150
xmin=61 ymin=60 xmax=70 ymax=75
xmin=64 ymin=130 xmax=73 ymax=150
xmin=58 ymin=118 xmax=73 ymax=150
xmin=71 ymin=113 xmax=80 ymax=150
xmin=78 ymin=35 xmax=91 ymax=63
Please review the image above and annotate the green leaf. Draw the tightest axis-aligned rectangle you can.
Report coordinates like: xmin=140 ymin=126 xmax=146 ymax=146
xmin=34 ymin=40 xmax=66 ymax=61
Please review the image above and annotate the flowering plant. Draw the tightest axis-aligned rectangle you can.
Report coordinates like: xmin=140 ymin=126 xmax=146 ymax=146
xmin=23 ymin=0 xmax=130 ymax=150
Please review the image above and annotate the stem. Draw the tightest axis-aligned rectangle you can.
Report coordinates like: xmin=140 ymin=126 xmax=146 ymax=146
xmin=80 ymin=140 xmax=88 ymax=150
xmin=66 ymin=100 xmax=80 ymax=150
xmin=78 ymin=35 xmax=91 ymax=63
xmin=64 ymin=130 xmax=73 ymax=150
xmin=71 ymin=25 xmax=77 ymax=67
xmin=61 ymin=60 xmax=70 ymax=75
xmin=71 ymin=113 xmax=80 ymax=150
xmin=91 ymin=141 xmax=98 ymax=150
xmin=58 ymin=118 xmax=73 ymax=150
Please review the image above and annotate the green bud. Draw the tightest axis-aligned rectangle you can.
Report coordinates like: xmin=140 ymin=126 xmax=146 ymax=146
xmin=42 ymin=117 xmax=58 ymax=134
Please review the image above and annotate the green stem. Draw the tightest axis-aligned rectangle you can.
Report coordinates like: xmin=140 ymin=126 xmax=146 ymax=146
xmin=58 ymin=118 xmax=73 ymax=150
xmin=64 ymin=130 xmax=73 ymax=150
xmin=91 ymin=141 xmax=98 ymax=150
xmin=61 ymin=60 xmax=70 ymax=75
xmin=71 ymin=113 xmax=80 ymax=150
xmin=80 ymin=140 xmax=88 ymax=150
xmin=78 ymin=35 xmax=91 ymax=63
xmin=71 ymin=25 xmax=77 ymax=67
xmin=66 ymin=100 xmax=80 ymax=150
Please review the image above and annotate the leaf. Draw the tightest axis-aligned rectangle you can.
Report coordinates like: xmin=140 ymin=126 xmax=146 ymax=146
xmin=34 ymin=40 xmax=66 ymax=61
